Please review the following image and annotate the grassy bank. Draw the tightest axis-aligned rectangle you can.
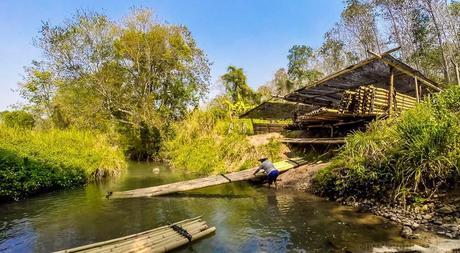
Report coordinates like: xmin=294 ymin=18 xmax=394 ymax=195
xmin=163 ymin=101 xmax=283 ymax=175
xmin=0 ymin=125 xmax=126 ymax=201
xmin=314 ymin=86 xmax=460 ymax=204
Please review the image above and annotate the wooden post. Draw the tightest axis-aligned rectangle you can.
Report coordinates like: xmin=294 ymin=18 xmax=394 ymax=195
xmin=388 ymin=67 xmax=395 ymax=116
xmin=414 ymin=77 xmax=420 ymax=103
xmin=452 ymin=60 xmax=460 ymax=86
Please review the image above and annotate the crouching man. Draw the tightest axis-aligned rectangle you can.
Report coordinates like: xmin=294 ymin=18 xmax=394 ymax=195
xmin=253 ymin=157 xmax=279 ymax=188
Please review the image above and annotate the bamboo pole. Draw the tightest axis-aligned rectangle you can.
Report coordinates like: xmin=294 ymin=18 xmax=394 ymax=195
xmin=55 ymin=217 xmax=203 ymax=253
xmin=149 ymin=227 xmax=216 ymax=253
xmin=414 ymin=77 xmax=420 ymax=103
xmin=388 ymin=67 xmax=395 ymax=116
xmin=139 ymin=226 xmax=210 ymax=253
xmin=89 ymin=221 xmax=207 ymax=253
xmin=98 ymin=224 xmax=209 ymax=253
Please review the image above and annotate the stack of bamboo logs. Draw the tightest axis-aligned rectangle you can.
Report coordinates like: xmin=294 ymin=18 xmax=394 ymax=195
xmin=373 ymin=87 xmax=417 ymax=113
xmin=54 ymin=217 xmax=215 ymax=253
xmin=354 ymin=86 xmax=375 ymax=114
xmin=339 ymin=85 xmax=417 ymax=115
xmin=338 ymin=90 xmax=356 ymax=114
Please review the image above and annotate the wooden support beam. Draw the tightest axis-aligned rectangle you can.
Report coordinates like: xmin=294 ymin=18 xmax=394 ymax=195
xmin=452 ymin=60 xmax=460 ymax=86
xmin=388 ymin=66 xmax=395 ymax=116
xmin=368 ymin=49 xmax=441 ymax=92
xmin=414 ymin=77 xmax=420 ymax=103
xmin=381 ymin=57 xmax=441 ymax=92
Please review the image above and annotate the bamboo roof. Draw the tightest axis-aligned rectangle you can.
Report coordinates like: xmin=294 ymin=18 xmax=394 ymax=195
xmin=239 ymin=97 xmax=315 ymax=120
xmin=284 ymin=49 xmax=441 ymax=108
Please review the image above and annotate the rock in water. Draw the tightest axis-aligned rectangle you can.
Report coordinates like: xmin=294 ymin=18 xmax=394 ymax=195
xmin=401 ymin=226 xmax=414 ymax=239
xmin=437 ymin=205 xmax=456 ymax=214
xmin=152 ymin=167 xmax=160 ymax=174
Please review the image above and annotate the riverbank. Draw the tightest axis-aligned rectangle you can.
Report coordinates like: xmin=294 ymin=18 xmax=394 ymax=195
xmin=0 ymin=125 xmax=126 ymax=201
xmin=278 ymin=164 xmax=460 ymax=251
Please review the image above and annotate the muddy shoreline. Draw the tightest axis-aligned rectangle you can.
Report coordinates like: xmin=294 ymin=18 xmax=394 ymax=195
xmin=278 ymin=163 xmax=460 ymax=252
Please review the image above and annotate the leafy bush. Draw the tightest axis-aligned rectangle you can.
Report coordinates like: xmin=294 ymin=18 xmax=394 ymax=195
xmin=0 ymin=125 xmax=126 ymax=201
xmin=1 ymin=110 xmax=35 ymax=129
xmin=314 ymin=86 xmax=460 ymax=203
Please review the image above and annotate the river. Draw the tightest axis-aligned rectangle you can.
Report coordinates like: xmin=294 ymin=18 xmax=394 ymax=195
xmin=0 ymin=162 xmax=413 ymax=252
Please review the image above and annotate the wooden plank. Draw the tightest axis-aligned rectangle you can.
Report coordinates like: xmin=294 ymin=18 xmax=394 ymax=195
xmin=108 ymin=158 xmax=308 ymax=199
xmin=281 ymin=137 xmax=345 ymax=144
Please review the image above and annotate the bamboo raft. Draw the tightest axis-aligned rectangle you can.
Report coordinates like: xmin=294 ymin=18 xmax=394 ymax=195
xmin=108 ymin=157 xmax=308 ymax=199
xmin=54 ymin=217 xmax=215 ymax=253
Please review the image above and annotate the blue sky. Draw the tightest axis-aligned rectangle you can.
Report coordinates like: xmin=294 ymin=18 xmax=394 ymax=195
xmin=0 ymin=0 xmax=344 ymax=110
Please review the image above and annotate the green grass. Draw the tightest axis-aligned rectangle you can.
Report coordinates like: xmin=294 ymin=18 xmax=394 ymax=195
xmin=314 ymin=86 xmax=460 ymax=204
xmin=162 ymin=106 xmax=283 ymax=175
xmin=0 ymin=125 xmax=126 ymax=201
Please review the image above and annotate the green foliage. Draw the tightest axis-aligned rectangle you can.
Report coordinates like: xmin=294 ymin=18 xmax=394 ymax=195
xmin=314 ymin=86 xmax=460 ymax=203
xmin=287 ymin=45 xmax=323 ymax=87
xmin=163 ymin=97 xmax=283 ymax=175
xmin=271 ymin=68 xmax=294 ymax=96
xmin=1 ymin=110 xmax=35 ymax=129
xmin=221 ymin=66 xmax=259 ymax=104
xmin=0 ymin=125 xmax=126 ymax=201
xmin=20 ymin=8 xmax=211 ymax=160
xmin=18 ymin=61 xmax=56 ymax=120
xmin=120 ymin=122 xmax=162 ymax=161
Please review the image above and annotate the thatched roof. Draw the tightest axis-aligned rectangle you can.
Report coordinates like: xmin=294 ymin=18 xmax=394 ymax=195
xmin=284 ymin=49 xmax=441 ymax=108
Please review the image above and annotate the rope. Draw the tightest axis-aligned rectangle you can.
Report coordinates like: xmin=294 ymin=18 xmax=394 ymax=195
xmin=220 ymin=173 xmax=232 ymax=182
xmin=170 ymin=224 xmax=192 ymax=242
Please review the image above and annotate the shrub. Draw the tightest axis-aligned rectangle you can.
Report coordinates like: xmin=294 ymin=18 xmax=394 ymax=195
xmin=1 ymin=110 xmax=35 ymax=129
xmin=162 ymin=101 xmax=283 ymax=175
xmin=0 ymin=125 xmax=126 ymax=201
xmin=314 ymin=86 xmax=460 ymax=203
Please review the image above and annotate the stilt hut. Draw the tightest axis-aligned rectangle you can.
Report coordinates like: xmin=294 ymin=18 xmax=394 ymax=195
xmin=282 ymin=49 xmax=442 ymax=144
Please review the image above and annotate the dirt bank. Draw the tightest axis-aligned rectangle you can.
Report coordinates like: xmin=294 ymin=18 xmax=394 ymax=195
xmin=277 ymin=162 xmax=329 ymax=191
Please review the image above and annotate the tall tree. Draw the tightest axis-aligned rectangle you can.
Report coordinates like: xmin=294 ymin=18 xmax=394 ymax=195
xmin=342 ymin=0 xmax=382 ymax=56
xmin=422 ymin=0 xmax=451 ymax=82
xmin=20 ymin=8 xmax=211 ymax=159
xmin=318 ymin=31 xmax=359 ymax=74
xmin=19 ymin=61 xmax=56 ymax=119
xmin=272 ymin=68 xmax=294 ymax=95
xmin=221 ymin=66 xmax=258 ymax=103
xmin=287 ymin=45 xmax=323 ymax=88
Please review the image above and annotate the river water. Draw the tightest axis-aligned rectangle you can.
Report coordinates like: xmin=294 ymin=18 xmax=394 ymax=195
xmin=0 ymin=162 xmax=412 ymax=253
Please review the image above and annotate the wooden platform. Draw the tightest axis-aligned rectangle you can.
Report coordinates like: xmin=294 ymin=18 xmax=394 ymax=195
xmin=54 ymin=217 xmax=215 ymax=253
xmin=281 ymin=137 xmax=345 ymax=144
xmin=108 ymin=158 xmax=308 ymax=199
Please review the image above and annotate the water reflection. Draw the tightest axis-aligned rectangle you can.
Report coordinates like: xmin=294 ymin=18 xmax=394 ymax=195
xmin=0 ymin=162 xmax=410 ymax=253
